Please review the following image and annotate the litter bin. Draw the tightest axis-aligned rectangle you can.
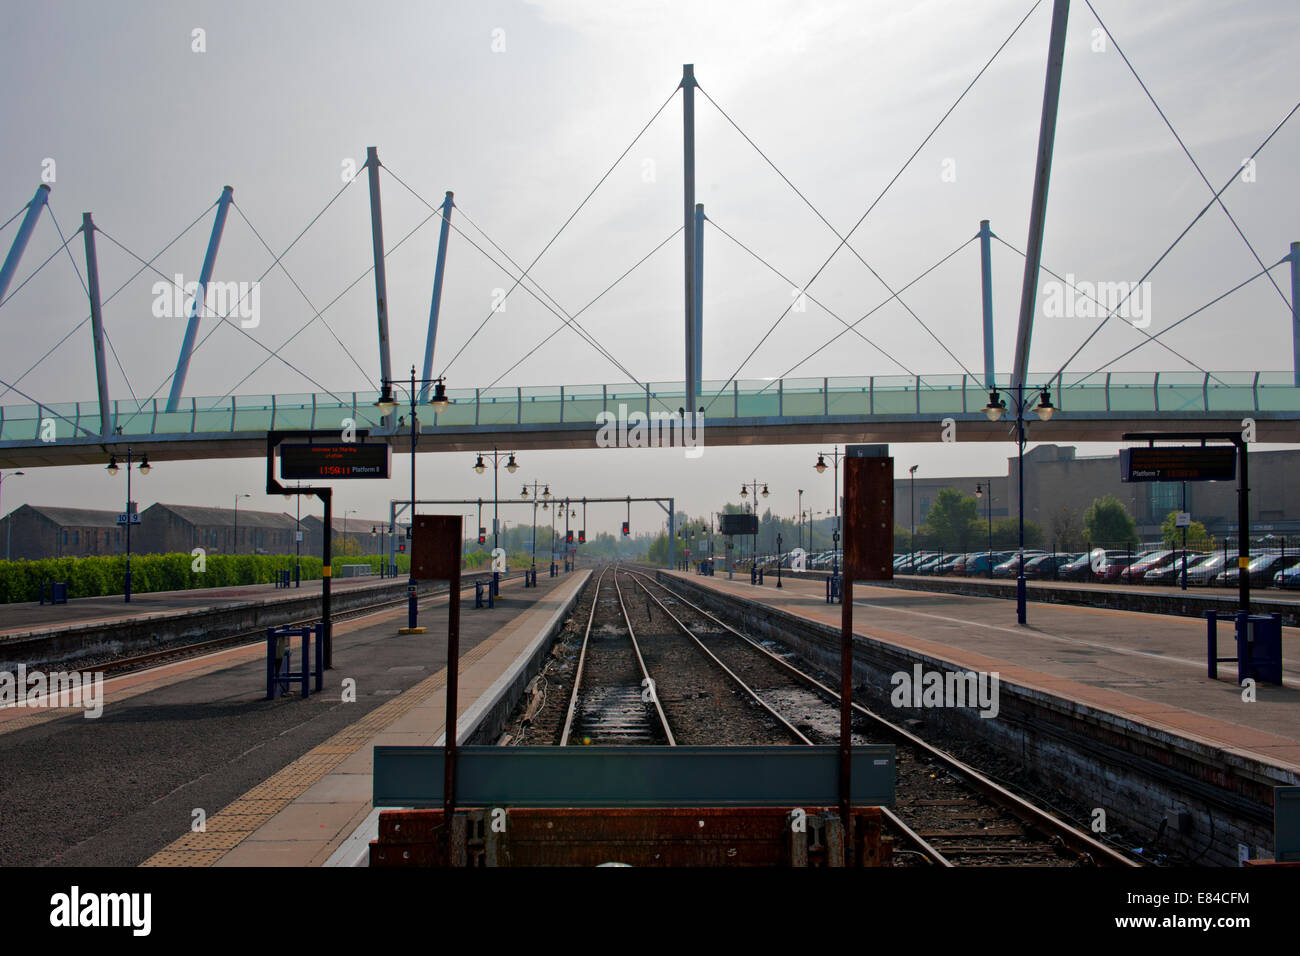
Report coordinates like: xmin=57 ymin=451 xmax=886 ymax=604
xmin=1236 ymin=612 xmax=1283 ymax=685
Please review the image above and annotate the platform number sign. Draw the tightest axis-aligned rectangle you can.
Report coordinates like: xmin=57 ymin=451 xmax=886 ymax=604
xmin=491 ymin=548 xmax=506 ymax=572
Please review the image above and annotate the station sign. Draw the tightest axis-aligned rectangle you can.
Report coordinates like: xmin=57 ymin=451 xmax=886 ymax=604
xmin=280 ymin=442 xmax=391 ymax=479
xmin=719 ymin=513 xmax=758 ymax=536
xmin=843 ymin=449 xmax=893 ymax=580
xmin=1119 ymin=446 xmax=1236 ymax=482
xmin=411 ymin=514 xmax=463 ymax=580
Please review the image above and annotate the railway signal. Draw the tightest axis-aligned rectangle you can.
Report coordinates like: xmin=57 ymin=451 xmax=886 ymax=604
xmin=478 ymin=527 xmax=486 ymax=545
xmin=578 ymin=529 xmax=586 ymax=544
xmin=622 ymin=521 xmax=630 ymax=537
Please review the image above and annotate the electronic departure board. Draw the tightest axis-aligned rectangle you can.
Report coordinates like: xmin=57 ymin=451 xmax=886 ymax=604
xmin=1120 ymin=445 xmax=1236 ymax=482
xmin=280 ymin=442 xmax=391 ymax=479
xmin=719 ymin=513 xmax=759 ymax=536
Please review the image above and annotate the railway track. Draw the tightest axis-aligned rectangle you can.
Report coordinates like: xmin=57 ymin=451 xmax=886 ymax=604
xmin=628 ymin=569 xmax=1138 ymax=868
xmin=559 ymin=566 xmax=673 ymax=745
xmin=83 ymin=571 xmax=519 ymax=679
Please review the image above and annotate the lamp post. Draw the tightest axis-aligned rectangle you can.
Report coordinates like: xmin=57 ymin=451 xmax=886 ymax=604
xmin=107 ymin=449 xmax=150 ymax=602
xmin=976 ymin=482 xmax=994 ymax=578
xmin=1 ymin=470 xmax=24 ymax=561
xmin=814 ymin=447 xmax=844 ymax=578
xmin=343 ymin=508 xmax=357 ymax=557
xmin=984 ymin=383 xmax=1055 ymax=625
xmin=738 ymin=480 xmax=769 ymax=568
xmin=283 ymin=482 xmax=303 ymax=585
xmin=473 ymin=445 xmax=519 ymax=553
xmin=232 ymin=493 xmax=251 ymax=555
xmin=776 ymin=533 xmax=783 ymax=588
xmin=797 ymin=489 xmax=804 ymax=553
xmin=375 ymin=364 xmax=452 ymax=632
xmin=908 ymin=464 xmax=918 ymax=571
xmin=520 ymin=481 xmax=550 ymax=582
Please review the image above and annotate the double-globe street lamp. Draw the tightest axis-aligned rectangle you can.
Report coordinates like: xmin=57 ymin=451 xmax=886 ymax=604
xmin=375 ymin=364 xmax=451 ymax=632
xmin=984 ymin=384 xmax=1055 ymax=624
xmin=738 ymin=481 xmax=769 ymax=567
xmin=473 ymin=446 xmax=519 ymax=556
xmin=106 ymin=448 xmax=151 ymax=602
xmin=521 ymin=481 xmax=551 ymax=582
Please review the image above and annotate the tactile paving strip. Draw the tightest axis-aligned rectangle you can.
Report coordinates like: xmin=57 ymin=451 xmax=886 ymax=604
xmin=141 ymin=638 xmax=500 ymax=867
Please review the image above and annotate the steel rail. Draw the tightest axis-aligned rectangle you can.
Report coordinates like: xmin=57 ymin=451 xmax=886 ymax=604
xmin=627 ymin=572 xmax=812 ymax=746
xmin=635 ymin=569 xmax=1138 ymax=867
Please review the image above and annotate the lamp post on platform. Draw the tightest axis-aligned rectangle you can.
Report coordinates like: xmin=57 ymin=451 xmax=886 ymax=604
xmin=739 ymin=480 xmax=769 ymax=567
xmin=473 ymin=446 xmax=519 ymax=553
xmin=985 ymin=384 xmax=1055 ymax=624
xmin=814 ymin=447 xmax=844 ymax=578
xmin=107 ymin=449 xmax=150 ymax=602
xmin=375 ymin=364 xmax=452 ymax=632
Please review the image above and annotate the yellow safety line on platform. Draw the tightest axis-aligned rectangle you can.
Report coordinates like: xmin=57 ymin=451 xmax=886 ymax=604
xmin=140 ymin=637 xmax=502 ymax=867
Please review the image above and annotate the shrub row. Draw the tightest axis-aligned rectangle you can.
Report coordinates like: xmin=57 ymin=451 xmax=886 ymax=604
xmin=0 ymin=552 xmax=410 ymax=604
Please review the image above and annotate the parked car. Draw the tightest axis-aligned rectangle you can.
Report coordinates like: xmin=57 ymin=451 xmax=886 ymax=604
xmin=1219 ymin=551 xmax=1295 ymax=588
xmin=962 ymin=551 xmax=1007 ymax=577
xmin=1118 ymin=550 xmax=1174 ymax=583
xmin=1024 ymin=553 xmax=1080 ymax=580
xmin=1142 ymin=552 xmax=1207 ymax=585
xmin=1090 ymin=550 xmax=1138 ymax=582
xmin=1057 ymin=552 xmax=1094 ymax=581
xmin=1183 ymin=552 xmax=1227 ymax=586
xmin=933 ymin=554 xmax=965 ymax=575
xmin=1271 ymin=560 xmax=1300 ymax=589
xmin=991 ymin=552 xmax=1047 ymax=578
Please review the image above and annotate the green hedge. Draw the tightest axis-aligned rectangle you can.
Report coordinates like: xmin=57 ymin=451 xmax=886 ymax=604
xmin=0 ymin=552 xmax=411 ymax=603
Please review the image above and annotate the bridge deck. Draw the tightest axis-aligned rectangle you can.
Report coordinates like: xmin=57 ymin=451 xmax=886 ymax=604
xmin=4 ymin=371 xmax=1298 ymax=465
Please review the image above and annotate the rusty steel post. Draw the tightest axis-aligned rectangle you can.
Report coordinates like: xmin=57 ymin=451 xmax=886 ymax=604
xmin=839 ymin=575 xmax=853 ymax=853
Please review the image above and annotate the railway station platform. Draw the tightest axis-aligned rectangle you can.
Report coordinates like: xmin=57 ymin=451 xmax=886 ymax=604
xmin=145 ymin=568 xmax=590 ymax=867
xmin=0 ymin=572 xmax=503 ymax=668
xmin=660 ymin=569 xmax=1300 ymax=865
xmin=0 ymin=574 xmax=402 ymax=639
xmin=0 ymin=567 xmax=588 ymax=866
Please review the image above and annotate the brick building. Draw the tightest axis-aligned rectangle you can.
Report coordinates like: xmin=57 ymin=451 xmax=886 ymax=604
xmin=299 ymin=515 xmax=388 ymax=555
xmin=135 ymin=503 xmax=300 ymax=556
xmin=895 ymin=445 xmax=1300 ymax=547
xmin=0 ymin=505 xmax=128 ymax=560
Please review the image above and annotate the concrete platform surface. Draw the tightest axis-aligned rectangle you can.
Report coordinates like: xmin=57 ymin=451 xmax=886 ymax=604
xmin=0 ymin=568 xmax=585 ymax=866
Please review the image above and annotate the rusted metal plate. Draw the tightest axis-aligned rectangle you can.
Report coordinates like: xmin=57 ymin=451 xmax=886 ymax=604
xmin=410 ymin=514 xmax=462 ymax=580
xmin=373 ymin=745 xmax=895 ymax=809
xmin=370 ymin=807 xmax=892 ymax=867
xmin=843 ymin=451 xmax=893 ymax=580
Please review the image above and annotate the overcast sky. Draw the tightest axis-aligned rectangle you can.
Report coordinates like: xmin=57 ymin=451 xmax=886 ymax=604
xmin=1 ymin=0 xmax=1297 ymax=535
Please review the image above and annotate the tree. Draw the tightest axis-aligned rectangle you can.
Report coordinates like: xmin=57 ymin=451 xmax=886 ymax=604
xmin=921 ymin=488 xmax=980 ymax=551
xmin=1084 ymin=495 xmax=1139 ymax=549
xmin=647 ymin=533 xmax=671 ymax=566
xmin=1049 ymin=507 xmax=1084 ymax=552
xmin=893 ymin=525 xmax=912 ymax=552
xmin=1160 ymin=511 xmax=1215 ymax=551
xmin=989 ymin=517 xmax=1044 ymax=550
